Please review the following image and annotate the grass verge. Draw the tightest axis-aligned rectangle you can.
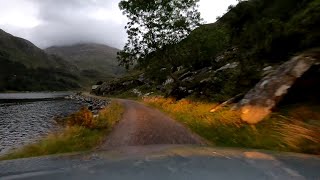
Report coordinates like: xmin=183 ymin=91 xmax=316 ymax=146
xmin=0 ymin=101 xmax=124 ymax=160
xmin=143 ymin=97 xmax=320 ymax=154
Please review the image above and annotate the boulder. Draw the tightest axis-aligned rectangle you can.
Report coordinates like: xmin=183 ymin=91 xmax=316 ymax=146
xmin=163 ymin=77 xmax=174 ymax=86
xmin=91 ymin=85 xmax=100 ymax=91
xmin=138 ymin=74 xmax=145 ymax=82
xmin=214 ymin=62 xmax=239 ymax=73
xmin=238 ymin=52 xmax=320 ymax=124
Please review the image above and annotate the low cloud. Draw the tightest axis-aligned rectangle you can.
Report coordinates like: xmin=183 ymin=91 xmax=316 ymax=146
xmin=0 ymin=0 xmax=127 ymax=49
xmin=0 ymin=0 xmax=238 ymax=49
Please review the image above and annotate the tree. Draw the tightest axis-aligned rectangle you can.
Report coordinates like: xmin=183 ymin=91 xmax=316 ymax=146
xmin=117 ymin=0 xmax=202 ymax=71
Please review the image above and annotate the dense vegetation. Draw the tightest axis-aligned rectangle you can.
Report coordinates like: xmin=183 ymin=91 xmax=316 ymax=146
xmin=155 ymin=0 xmax=320 ymax=69
xmin=114 ymin=0 xmax=320 ymax=102
xmin=118 ymin=0 xmax=201 ymax=70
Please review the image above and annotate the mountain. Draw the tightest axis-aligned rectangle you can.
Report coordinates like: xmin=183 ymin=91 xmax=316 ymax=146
xmin=0 ymin=29 xmax=78 ymax=71
xmin=0 ymin=29 xmax=80 ymax=91
xmin=45 ymin=43 xmax=126 ymax=81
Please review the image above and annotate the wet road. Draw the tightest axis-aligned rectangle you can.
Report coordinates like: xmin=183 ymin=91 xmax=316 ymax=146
xmin=0 ymin=145 xmax=319 ymax=180
xmin=100 ymin=99 xmax=205 ymax=150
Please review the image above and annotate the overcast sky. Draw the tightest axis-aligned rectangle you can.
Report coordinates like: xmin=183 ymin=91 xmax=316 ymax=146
xmin=0 ymin=0 xmax=238 ymax=49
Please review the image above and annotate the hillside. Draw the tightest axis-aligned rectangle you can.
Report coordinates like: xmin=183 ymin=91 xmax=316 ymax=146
xmin=45 ymin=43 xmax=126 ymax=81
xmin=95 ymin=0 xmax=320 ymax=101
xmin=0 ymin=29 xmax=77 ymax=71
xmin=0 ymin=29 xmax=80 ymax=91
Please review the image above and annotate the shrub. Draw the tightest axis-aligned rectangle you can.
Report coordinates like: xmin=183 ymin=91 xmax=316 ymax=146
xmin=67 ymin=107 xmax=94 ymax=128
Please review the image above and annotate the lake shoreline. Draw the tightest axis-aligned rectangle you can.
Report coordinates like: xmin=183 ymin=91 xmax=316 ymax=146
xmin=0 ymin=92 xmax=86 ymax=156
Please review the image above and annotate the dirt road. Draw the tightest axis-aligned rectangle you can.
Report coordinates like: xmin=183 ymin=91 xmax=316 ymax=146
xmin=100 ymin=99 xmax=205 ymax=150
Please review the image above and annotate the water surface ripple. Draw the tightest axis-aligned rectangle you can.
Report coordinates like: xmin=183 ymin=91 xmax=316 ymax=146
xmin=0 ymin=93 xmax=84 ymax=155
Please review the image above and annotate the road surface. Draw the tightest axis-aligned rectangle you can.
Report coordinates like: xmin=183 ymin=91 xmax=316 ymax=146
xmin=100 ymin=99 xmax=205 ymax=149
xmin=1 ymin=145 xmax=319 ymax=180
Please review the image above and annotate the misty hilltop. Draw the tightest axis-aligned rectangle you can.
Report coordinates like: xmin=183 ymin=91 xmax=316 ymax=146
xmin=0 ymin=29 xmax=80 ymax=91
xmin=45 ymin=43 xmax=126 ymax=81
xmin=0 ymin=29 xmax=76 ymax=70
xmin=0 ymin=28 xmax=126 ymax=91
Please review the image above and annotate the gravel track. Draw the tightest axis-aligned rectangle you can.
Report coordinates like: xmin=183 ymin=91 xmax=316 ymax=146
xmin=100 ymin=99 xmax=205 ymax=150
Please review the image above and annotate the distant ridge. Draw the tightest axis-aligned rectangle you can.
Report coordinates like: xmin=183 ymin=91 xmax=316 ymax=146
xmin=45 ymin=43 xmax=126 ymax=80
xmin=0 ymin=29 xmax=80 ymax=91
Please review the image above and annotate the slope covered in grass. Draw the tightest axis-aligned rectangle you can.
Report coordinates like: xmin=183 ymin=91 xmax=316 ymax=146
xmin=0 ymin=29 xmax=81 ymax=91
xmin=144 ymin=97 xmax=320 ymax=154
xmin=127 ymin=0 xmax=320 ymax=101
xmin=46 ymin=43 xmax=126 ymax=81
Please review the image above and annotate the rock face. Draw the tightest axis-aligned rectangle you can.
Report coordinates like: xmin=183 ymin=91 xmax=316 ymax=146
xmin=92 ymin=74 xmax=148 ymax=96
xmin=238 ymin=53 xmax=320 ymax=124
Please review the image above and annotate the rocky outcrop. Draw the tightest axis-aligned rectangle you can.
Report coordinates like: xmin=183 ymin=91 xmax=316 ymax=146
xmin=65 ymin=94 xmax=110 ymax=114
xmin=92 ymin=73 xmax=150 ymax=96
xmin=165 ymin=60 xmax=248 ymax=101
xmin=238 ymin=52 xmax=320 ymax=124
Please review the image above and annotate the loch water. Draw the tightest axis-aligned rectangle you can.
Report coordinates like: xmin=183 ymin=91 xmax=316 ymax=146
xmin=0 ymin=92 xmax=85 ymax=155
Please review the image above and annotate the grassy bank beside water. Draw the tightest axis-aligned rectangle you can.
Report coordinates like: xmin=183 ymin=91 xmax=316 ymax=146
xmin=1 ymin=101 xmax=123 ymax=160
xmin=143 ymin=97 xmax=320 ymax=154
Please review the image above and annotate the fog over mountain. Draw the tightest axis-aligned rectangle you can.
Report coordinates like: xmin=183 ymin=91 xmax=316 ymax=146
xmin=0 ymin=0 xmax=238 ymax=49
xmin=0 ymin=0 xmax=127 ymax=48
